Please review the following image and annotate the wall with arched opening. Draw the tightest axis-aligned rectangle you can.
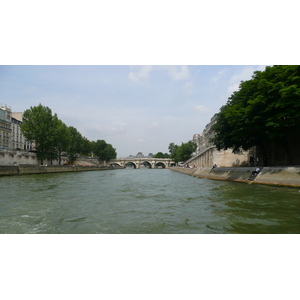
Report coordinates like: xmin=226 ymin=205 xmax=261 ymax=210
xmin=154 ymin=162 xmax=166 ymax=168
xmin=124 ymin=162 xmax=137 ymax=169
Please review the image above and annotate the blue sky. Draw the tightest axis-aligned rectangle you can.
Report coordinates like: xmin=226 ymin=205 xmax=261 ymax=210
xmin=0 ymin=1 xmax=295 ymax=157
xmin=0 ymin=65 xmax=267 ymax=157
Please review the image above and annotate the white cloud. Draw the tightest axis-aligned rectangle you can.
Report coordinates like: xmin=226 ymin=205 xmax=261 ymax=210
xmin=128 ymin=65 xmax=190 ymax=82
xmin=210 ymin=68 xmax=226 ymax=83
xmin=227 ymin=83 xmax=240 ymax=95
xmin=227 ymin=65 xmax=269 ymax=95
xmin=137 ymin=138 xmax=146 ymax=143
xmin=149 ymin=122 xmax=160 ymax=128
xmin=193 ymin=104 xmax=210 ymax=114
xmin=128 ymin=66 xmax=154 ymax=81
xmin=166 ymin=65 xmax=190 ymax=80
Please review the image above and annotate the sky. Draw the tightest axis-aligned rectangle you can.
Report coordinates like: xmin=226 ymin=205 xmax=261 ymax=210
xmin=0 ymin=65 xmax=268 ymax=157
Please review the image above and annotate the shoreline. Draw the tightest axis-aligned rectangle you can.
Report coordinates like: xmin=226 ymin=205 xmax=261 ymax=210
xmin=170 ymin=166 xmax=300 ymax=188
xmin=0 ymin=164 xmax=122 ymax=176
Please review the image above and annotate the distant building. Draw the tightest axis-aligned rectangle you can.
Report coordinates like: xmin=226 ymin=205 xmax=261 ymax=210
xmin=135 ymin=152 xmax=144 ymax=158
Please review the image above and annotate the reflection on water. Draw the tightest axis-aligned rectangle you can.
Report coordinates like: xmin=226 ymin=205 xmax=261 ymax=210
xmin=1 ymin=168 xmax=299 ymax=233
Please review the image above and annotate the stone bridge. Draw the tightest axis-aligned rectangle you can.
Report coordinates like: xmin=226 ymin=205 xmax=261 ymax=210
xmin=109 ymin=158 xmax=175 ymax=169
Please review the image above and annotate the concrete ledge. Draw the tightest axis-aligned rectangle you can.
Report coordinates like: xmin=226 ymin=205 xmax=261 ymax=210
xmin=170 ymin=166 xmax=300 ymax=187
xmin=254 ymin=167 xmax=300 ymax=187
xmin=0 ymin=166 xmax=19 ymax=176
xmin=0 ymin=165 xmax=122 ymax=176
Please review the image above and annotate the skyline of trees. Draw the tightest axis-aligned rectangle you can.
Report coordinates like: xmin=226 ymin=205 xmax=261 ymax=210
xmin=21 ymin=104 xmax=117 ymax=165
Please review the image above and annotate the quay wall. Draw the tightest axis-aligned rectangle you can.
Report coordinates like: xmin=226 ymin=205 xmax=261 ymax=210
xmin=0 ymin=165 xmax=120 ymax=176
xmin=171 ymin=166 xmax=300 ymax=188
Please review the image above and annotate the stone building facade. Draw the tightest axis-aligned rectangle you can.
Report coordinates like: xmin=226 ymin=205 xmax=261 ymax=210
xmin=186 ymin=114 xmax=250 ymax=168
xmin=0 ymin=105 xmax=12 ymax=150
xmin=0 ymin=106 xmax=34 ymax=151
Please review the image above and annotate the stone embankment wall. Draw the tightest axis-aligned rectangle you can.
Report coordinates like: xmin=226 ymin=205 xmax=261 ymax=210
xmin=0 ymin=150 xmax=69 ymax=166
xmin=0 ymin=165 xmax=120 ymax=176
xmin=185 ymin=147 xmax=250 ymax=168
xmin=171 ymin=166 xmax=300 ymax=188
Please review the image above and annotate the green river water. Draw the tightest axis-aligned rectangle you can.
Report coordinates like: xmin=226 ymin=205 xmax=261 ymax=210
xmin=1 ymin=167 xmax=299 ymax=234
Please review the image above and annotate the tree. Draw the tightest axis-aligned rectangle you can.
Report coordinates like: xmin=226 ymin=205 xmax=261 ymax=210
xmin=170 ymin=141 xmax=197 ymax=163
xmin=168 ymin=142 xmax=177 ymax=154
xmin=66 ymin=126 xmax=84 ymax=164
xmin=152 ymin=152 xmax=170 ymax=158
xmin=55 ymin=119 xmax=71 ymax=165
xmin=211 ymin=65 xmax=300 ymax=165
xmin=93 ymin=139 xmax=117 ymax=165
xmin=81 ymin=138 xmax=93 ymax=157
xmin=21 ymin=104 xmax=57 ymax=165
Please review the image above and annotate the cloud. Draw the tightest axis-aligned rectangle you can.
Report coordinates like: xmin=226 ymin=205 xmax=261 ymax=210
xmin=165 ymin=65 xmax=190 ymax=80
xmin=193 ymin=104 xmax=210 ymax=114
xmin=210 ymin=68 xmax=226 ymax=83
xmin=227 ymin=65 xmax=269 ymax=95
xmin=128 ymin=65 xmax=190 ymax=82
xmin=149 ymin=122 xmax=160 ymax=128
xmin=137 ymin=138 xmax=146 ymax=143
xmin=128 ymin=66 xmax=154 ymax=81
xmin=184 ymin=81 xmax=194 ymax=94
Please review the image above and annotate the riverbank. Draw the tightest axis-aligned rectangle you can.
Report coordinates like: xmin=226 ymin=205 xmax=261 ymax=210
xmin=170 ymin=166 xmax=300 ymax=188
xmin=0 ymin=164 xmax=122 ymax=176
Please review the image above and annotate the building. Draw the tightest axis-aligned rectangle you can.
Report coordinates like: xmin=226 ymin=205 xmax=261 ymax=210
xmin=0 ymin=105 xmax=53 ymax=165
xmin=0 ymin=105 xmax=12 ymax=150
xmin=11 ymin=112 xmax=34 ymax=150
xmin=186 ymin=114 xmax=250 ymax=168
xmin=135 ymin=152 xmax=144 ymax=158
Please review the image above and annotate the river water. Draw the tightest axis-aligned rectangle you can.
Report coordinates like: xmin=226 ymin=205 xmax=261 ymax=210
xmin=1 ymin=168 xmax=299 ymax=234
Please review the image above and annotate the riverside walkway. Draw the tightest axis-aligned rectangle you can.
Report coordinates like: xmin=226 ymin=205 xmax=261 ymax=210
xmin=171 ymin=166 xmax=300 ymax=188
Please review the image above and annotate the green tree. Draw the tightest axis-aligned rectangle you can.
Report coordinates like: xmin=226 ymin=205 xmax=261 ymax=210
xmin=170 ymin=141 xmax=197 ymax=163
xmin=168 ymin=142 xmax=177 ymax=154
xmin=21 ymin=104 xmax=57 ymax=165
xmin=93 ymin=139 xmax=117 ymax=165
xmin=66 ymin=126 xmax=83 ymax=164
xmin=55 ymin=119 xmax=71 ymax=165
xmin=152 ymin=152 xmax=170 ymax=158
xmin=211 ymin=65 xmax=300 ymax=165
xmin=81 ymin=137 xmax=93 ymax=157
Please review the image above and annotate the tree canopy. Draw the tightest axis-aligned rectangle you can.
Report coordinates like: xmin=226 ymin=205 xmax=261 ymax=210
xmin=211 ymin=65 xmax=300 ymax=165
xmin=21 ymin=104 xmax=117 ymax=165
xmin=169 ymin=141 xmax=197 ymax=163
xmin=21 ymin=104 xmax=59 ymax=164
xmin=152 ymin=152 xmax=170 ymax=158
xmin=92 ymin=139 xmax=117 ymax=165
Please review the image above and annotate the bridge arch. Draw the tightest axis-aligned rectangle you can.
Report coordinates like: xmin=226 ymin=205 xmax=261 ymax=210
xmin=140 ymin=161 xmax=152 ymax=168
xmin=154 ymin=162 xmax=166 ymax=168
xmin=124 ymin=161 xmax=137 ymax=169
xmin=110 ymin=163 xmax=121 ymax=167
